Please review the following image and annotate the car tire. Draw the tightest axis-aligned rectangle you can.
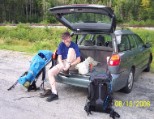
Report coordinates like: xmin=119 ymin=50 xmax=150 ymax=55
xmin=144 ymin=63 xmax=150 ymax=72
xmin=122 ymin=69 xmax=134 ymax=94
xmin=144 ymin=57 xmax=152 ymax=72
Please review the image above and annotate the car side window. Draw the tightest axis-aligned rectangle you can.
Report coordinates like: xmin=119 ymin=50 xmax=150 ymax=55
xmin=128 ymin=35 xmax=137 ymax=49
xmin=118 ymin=35 xmax=130 ymax=52
xmin=132 ymin=34 xmax=144 ymax=48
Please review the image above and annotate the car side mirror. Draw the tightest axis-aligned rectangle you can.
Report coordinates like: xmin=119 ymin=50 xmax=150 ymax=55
xmin=144 ymin=42 xmax=151 ymax=48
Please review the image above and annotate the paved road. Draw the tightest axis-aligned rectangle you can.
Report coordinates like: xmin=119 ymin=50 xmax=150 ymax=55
xmin=0 ymin=50 xmax=154 ymax=119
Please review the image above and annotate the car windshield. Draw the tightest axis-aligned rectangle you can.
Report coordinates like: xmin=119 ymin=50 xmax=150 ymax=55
xmin=64 ymin=13 xmax=111 ymax=24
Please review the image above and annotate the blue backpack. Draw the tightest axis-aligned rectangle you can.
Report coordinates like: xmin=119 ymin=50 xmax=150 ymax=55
xmin=8 ymin=50 xmax=52 ymax=91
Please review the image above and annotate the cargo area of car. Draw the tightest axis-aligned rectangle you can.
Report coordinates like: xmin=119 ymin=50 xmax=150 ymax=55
xmin=62 ymin=45 xmax=113 ymax=76
xmin=56 ymin=45 xmax=113 ymax=88
xmin=79 ymin=45 xmax=113 ymax=63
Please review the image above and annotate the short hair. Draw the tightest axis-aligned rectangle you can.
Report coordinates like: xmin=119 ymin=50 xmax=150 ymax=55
xmin=61 ymin=31 xmax=71 ymax=40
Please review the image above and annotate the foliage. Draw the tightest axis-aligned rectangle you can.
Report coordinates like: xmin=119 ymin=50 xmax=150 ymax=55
xmin=0 ymin=24 xmax=65 ymax=42
xmin=0 ymin=0 xmax=154 ymax=25
xmin=131 ymin=28 xmax=154 ymax=44
xmin=0 ymin=26 xmax=154 ymax=72
xmin=0 ymin=25 xmax=66 ymax=52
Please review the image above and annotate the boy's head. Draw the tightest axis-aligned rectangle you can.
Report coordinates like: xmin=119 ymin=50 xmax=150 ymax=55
xmin=62 ymin=31 xmax=71 ymax=40
xmin=62 ymin=31 xmax=71 ymax=47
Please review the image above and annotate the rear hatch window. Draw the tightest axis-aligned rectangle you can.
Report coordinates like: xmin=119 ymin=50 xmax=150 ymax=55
xmin=49 ymin=4 xmax=116 ymax=33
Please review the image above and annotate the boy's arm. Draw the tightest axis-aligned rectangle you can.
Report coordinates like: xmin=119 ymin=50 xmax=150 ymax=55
xmin=71 ymin=57 xmax=81 ymax=66
xmin=58 ymin=55 xmax=64 ymax=66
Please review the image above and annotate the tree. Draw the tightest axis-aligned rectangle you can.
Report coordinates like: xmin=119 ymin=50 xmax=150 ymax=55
xmin=0 ymin=0 xmax=153 ymax=24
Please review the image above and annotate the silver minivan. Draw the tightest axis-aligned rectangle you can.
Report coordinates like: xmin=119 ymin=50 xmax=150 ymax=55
xmin=49 ymin=4 xmax=152 ymax=93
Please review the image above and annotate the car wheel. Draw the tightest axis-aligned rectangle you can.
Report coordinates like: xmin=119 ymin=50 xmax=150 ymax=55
xmin=122 ymin=70 xmax=134 ymax=94
xmin=144 ymin=57 xmax=152 ymax=72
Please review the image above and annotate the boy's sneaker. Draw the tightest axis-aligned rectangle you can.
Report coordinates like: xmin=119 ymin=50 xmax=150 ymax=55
xmin=40 ymin=89 xmax=51 ymax=98
xmin=46 ymin=93 xmax=58 ymax=102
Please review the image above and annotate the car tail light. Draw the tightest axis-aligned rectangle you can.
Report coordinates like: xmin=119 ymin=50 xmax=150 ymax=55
xmin=108 ymin=54 xmax=120 ymax=66
xmin=52 ymin=50 xmax=58 ymax=60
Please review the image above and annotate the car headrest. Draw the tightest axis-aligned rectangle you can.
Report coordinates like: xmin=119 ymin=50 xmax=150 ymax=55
xmin=96 ymin=35 xmax=105 ymax=46
xmin=83 ymin=40 xmax=94 ymax=46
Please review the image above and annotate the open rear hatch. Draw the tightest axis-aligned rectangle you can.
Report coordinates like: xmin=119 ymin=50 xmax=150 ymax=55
xmin=49 ymin=4 xmax=116 ymax=33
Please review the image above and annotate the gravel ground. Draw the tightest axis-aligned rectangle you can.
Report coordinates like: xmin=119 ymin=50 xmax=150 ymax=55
xmin=0 ymin=50 xmax=154 ymax=119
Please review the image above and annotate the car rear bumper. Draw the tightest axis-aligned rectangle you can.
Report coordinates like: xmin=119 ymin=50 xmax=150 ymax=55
xmin=55 ymin=73 xmax=122 ymax=91
xmin=55 ymin=74 xmax=90 ymax=88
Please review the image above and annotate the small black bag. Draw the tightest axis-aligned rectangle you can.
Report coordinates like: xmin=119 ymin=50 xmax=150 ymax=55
xmin=84 ymin=72 xmax=120 ymax=119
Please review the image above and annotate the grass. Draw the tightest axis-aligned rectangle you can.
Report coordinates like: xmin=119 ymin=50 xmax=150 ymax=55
xmin=0 ymin=24 xmax=154 ymax=72
xmin=119 ymin=20 xmax=154 ymax=27
xmin=0 ymin=38 xmax=61 ymax=53
xmin=131 ymin=28 xmax=154 ymax=44
xmin=0 ymin=24 xmax=66 ymax=53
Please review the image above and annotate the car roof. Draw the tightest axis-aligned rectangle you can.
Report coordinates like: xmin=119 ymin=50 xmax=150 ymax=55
xmin=114 ymin=30 xmax=135 ymax=35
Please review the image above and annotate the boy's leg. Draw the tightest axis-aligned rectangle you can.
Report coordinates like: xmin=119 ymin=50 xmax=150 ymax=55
xmin=46 ymin=48 xmax=76 ymax=101
xmin=46 ymin=63 xmax=64 ymax=102
xmin=67 ymin=48 xmax=76 ymax=62
xmin=48 ymin=63 xmax=64 ymax=94
xmin=63 ymin=48 xmax=76 ymax=71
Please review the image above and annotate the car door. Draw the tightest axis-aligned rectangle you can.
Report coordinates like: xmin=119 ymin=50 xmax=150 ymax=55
xmin=127 ymin=34 xmax=141 ymax=78
xmin=132 ymin=34 xmax=150 ymax=70
xmin=49 ymin=4 xmax=116 ymax=33
xmin=117 ymin=35 xmax=132 ymax=88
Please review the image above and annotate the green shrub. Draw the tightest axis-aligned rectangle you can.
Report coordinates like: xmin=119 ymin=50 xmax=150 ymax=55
xmin=128 ymin=20 xmax=154 ymax=26
xmin=131 ymin=28 xmax=154 ymax=44
xmin=0 ymin=25 xmax=66 ymax=42
xmin=0 ymin=25 xmax=66 ymax=52
xmin=0 ymin=26 xmax=154 ymax=72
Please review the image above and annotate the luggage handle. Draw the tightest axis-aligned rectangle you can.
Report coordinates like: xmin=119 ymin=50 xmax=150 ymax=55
xmin=96 ymin=83 xmax=104 ymax=104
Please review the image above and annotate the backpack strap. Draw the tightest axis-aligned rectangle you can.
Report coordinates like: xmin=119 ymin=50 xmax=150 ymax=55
xmin=84 ymin=102 xmax=92 ymax=115
xmin=7 ymin=80 xmax=18 ymax=91
xmin=85 ymin=81 xmax=96 ymax=115
xmin=109 ymin=108 xmax=120 ymax=119
xmin=87 ymin=81 xmax=95 ymax=100
xmin=8 ymin=71 xmax=28 ymax=91
xmin=105 ymin=107 xmax=120 ymax=119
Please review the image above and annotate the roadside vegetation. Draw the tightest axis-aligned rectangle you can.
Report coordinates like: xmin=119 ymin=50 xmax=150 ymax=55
xmin=0 ymin=24 xmax=154 ymax=72
xmin=1 ymin=0 xmax=154 ymax=26
xmin=0 ymin=24 xmax=66 ymax=53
